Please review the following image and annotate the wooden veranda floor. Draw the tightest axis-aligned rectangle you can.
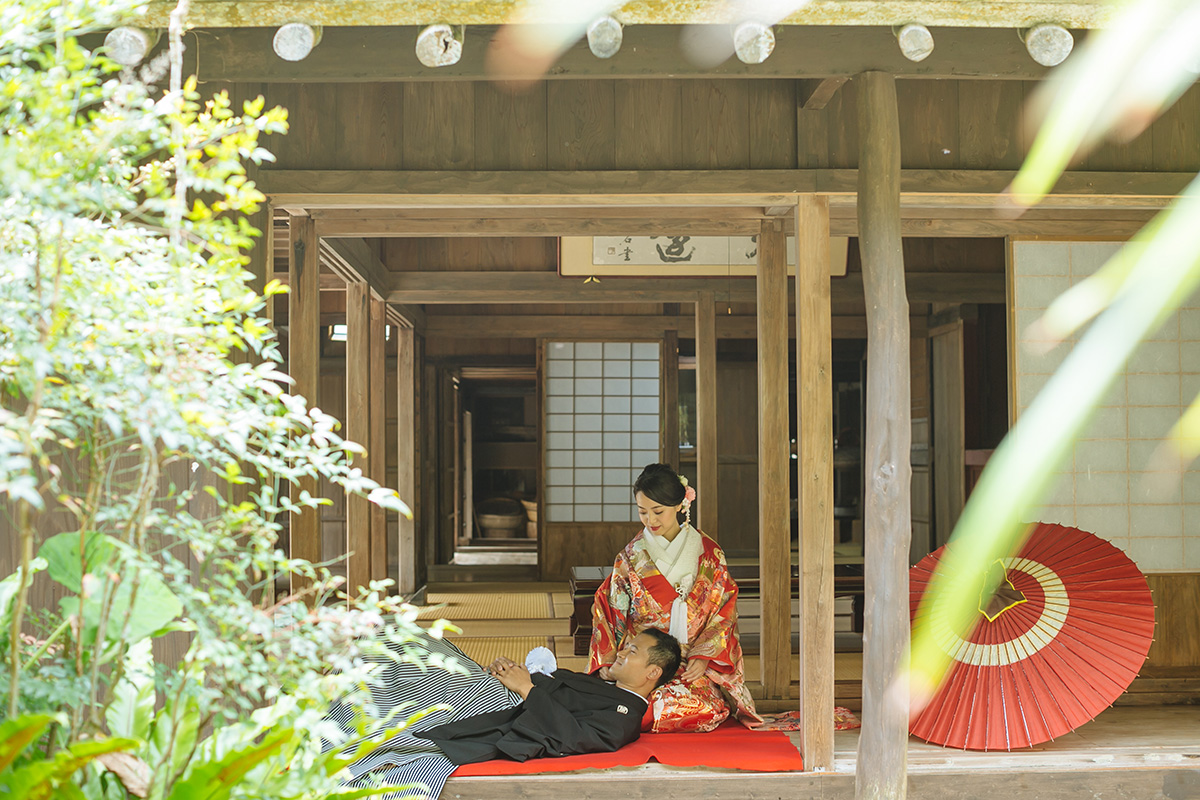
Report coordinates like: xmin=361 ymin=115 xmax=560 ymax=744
xmin=441 ymin=705 xmax=1200 ymax=800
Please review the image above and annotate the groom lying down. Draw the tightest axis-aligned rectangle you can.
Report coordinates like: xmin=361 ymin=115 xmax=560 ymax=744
xmin=327 ymin=627 xmax=682 ymax=799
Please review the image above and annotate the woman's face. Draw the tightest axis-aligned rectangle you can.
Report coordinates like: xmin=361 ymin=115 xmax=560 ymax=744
xmin=636 ymin=491 xmax=684 ymax=537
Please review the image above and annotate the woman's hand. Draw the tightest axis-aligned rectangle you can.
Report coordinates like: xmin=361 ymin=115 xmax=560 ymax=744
xmin=680 ymin=657 xmax=708 ymax=683
xmin=488 ymin=657 xmax=535 ymax=699
xmin=597 ymin=663 xmax=614 ymax=681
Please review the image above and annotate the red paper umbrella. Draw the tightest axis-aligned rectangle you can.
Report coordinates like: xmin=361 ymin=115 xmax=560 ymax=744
xmin=909 ymin=522 xmax=1155 ymax=751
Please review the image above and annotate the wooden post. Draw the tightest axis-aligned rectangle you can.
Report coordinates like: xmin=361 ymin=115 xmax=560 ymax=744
xmin=288 ymin=215 xmax=321 ymax=596
xmin=795 ymin=194 xmax=835 ymax=770
xmin=663 ymin=330 xmax=680 ymax=470
xmin=695 ymin=292 xmax=719 ymax=538
xmin=369 ymin=296 xmax=388 ymax=583
xmin=396 ymin=325 xmax=418 ymax=597
xmin=856 ymin=70 xmax=912 ymax=800
xmin=345 ymin=282 xmax=371 ymax=596
xmin=757 ymin=218 xmax=791 ymax=700
xmin=931 ymin=316 xmax=965 ymax=549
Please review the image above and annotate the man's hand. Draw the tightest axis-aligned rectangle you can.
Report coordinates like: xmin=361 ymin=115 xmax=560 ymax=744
xmin=680 ymin=657 xmax=708 ymax=683
xmin=489 ymin=656 xmax=535 ymax=699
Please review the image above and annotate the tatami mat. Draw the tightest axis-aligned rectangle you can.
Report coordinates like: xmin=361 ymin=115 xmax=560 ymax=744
xmin=420 ymin=591 xmax=554 ymax=620
xmin=450 ymin=636 xmax=550 ymax=667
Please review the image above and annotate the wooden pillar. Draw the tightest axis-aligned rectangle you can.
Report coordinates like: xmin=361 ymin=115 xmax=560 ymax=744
xmin=288 ymin=215 xmax=321 ymax=596
xmin=663 ymin=330 xmax=680 ymax=470
xmin=931 ymin=315 xmax=965 ymax=549
xmin=757 ymin=218 xmax=792 ymax=700
xmin=695 ymin=292 xmax=719 ymax=537
xmin=856 ymin=70 xmax=912 ymax=800
xmin=795 ymin=195 xmax=835 ymax=770
xmin=396 ymin=325 xmax=418 ymax=597
xmin=345 ymin=282 xmax=371 ymax=595
xmin=369 ymin=296 xmax=388 ymax=583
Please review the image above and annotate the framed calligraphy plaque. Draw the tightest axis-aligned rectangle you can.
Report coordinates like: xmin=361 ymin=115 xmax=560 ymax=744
xmin=559 ymin=235 xmax=849 ymax=277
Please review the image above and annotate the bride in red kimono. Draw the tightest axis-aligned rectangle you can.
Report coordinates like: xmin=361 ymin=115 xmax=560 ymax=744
xmin=588 ymin=463 xmax=761 ymax=733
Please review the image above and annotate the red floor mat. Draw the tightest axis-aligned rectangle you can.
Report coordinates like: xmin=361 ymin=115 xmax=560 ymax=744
xmin=452 ymin=720 xmax=804 ymax=775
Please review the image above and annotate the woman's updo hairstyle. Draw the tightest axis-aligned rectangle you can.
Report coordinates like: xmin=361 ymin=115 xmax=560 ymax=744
xmin=633 ymin=463 xmax=687 ymax=521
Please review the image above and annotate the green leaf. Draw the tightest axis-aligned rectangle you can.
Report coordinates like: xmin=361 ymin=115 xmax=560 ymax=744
xmin=166 ymin=729 xmax=292 ymax=800
xmin=106 ymin=639 xmax=155 ymax=741
xmin=0 ymin=714 xmax=56 ymax=773
xmin=39 ymin=532 xmax=117 ymax=594
xmin=150 ymin=697 xmax=201 ymax=783
xmin=0 ymin=559 xmax=47 ymax=641
xmin=3 ymin=736 xmax=137 ymax=800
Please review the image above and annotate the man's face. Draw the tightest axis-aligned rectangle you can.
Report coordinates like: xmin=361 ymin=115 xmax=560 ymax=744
xmin=608 ymin=632 xmax=660 ymax=686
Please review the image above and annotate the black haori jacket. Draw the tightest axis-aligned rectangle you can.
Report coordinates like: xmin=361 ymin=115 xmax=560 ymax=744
xmin=416 ymin=669 xmax=648 ymax=764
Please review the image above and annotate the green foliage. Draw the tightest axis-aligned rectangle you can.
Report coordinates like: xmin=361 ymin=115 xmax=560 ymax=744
xmin=0 ymin=1 xmax=426 ymax=799
xmin=911 ymin=0 xmax=1200 ymax=706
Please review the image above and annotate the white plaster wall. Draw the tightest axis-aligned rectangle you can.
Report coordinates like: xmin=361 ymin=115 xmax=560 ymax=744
xmin=1012 ymin=240 xmax=1200 ymax=572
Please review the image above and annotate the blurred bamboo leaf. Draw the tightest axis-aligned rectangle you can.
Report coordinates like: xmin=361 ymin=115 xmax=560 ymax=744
xmin=912 ymin=0 xmax=1200 ymax=709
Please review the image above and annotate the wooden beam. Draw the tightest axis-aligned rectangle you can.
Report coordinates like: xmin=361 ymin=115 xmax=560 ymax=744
xmin=259 ymin=168 xmax=1192 ymax=209
xmin=306 ymin=210 xmax=1153 ymax=239
xmin=695 ymin=292 xmax=719 ymax=538
xmin=385 ymin=303 xmax=428 ymax=334
xmin=319 ymin=237 xmax=390 ymax=300
xmin=345 ymin=281 xmax=372 ymax=597
xmin=148 ymin=4 xmax=1119 ymax=29
xmin=663 ymin=330 xmax=679 ymax=471
xmin=271 ymin=271 xmax=347 ymax=291
xmin=369 ymin=295 xmax=388 ymax=584
xmin=856 ymin=71 xmax=912 ymax=799
xmin=798 ymin=77 xmax=848 ymax=110
xmin=795 ymin=195 xmax=835 ymax=770
xmin=288 ymin=215 xmax=321 ymax=596
xmin=757 ymin=219 xmax=792 ymax=701
xmin=396 ymin=326 xmax=418 ymax=596
xmin=420 ymin=312 xmax=884 ymax=340
xmin=165 ymin=24 xmax=1087 ymax=83
xmin=388 ymin=272 xmax=1006 ymax=305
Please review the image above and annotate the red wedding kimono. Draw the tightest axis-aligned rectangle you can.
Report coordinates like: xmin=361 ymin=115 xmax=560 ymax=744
xmin=588 ymin=530 xmax=761 ymax=732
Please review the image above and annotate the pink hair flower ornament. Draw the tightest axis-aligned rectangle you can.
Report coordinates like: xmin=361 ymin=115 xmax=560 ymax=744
xmin=684 ymin=486 xmax=696 ymax=504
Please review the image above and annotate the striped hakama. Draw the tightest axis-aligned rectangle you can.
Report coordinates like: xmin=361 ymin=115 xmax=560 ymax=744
xmin=325 ymin=633 xmax=521 ymax=800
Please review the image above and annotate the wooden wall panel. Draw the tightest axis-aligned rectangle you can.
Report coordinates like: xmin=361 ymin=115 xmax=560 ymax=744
xmin=749 ymin=80 xmax=797 ymax=169
xmin=824 ymin=78 xmax=859 ymax=170
xmin=682 ymin=81 xmax=751 ymax=169
xmin=547 ymin=81 xmax=616 ymax=170
xmin=956 ymin=81 xmax=1023 ymax=170
xmin=897 ymin=80 xmax=959 ymax=170
xmin=614 ymin=79 xmax=683 ymax=168
xmin=267 ymin=83 xmax=342 ymax=169
xmin=336 ymin=83 xmax=404 ymax=170
xmin=716 ymin=360 xmax=760 ymax=558
xmin=1144 ymin=573 xmax=1200 ymax=670
xmin=1152 ymin=83 xmax=1200 ymax=173
xmin=474 ymin=82 xmax=548 ymax=170
xmin=383 ymin=237 xmax=556 ymax=272
xmin=402 ymin=82 xmax=475 ymax=169
xmin=542 ymin=522 xmax=636 ymax=581
xmin=796 ymin=107 xmax=830 ymax=169
xmin=245 ymin=78 xmax=1200 ymax=176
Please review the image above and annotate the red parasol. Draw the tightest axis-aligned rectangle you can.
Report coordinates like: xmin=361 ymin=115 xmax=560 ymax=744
xmin=909 ymin=522 xmax=1155 ymax=751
